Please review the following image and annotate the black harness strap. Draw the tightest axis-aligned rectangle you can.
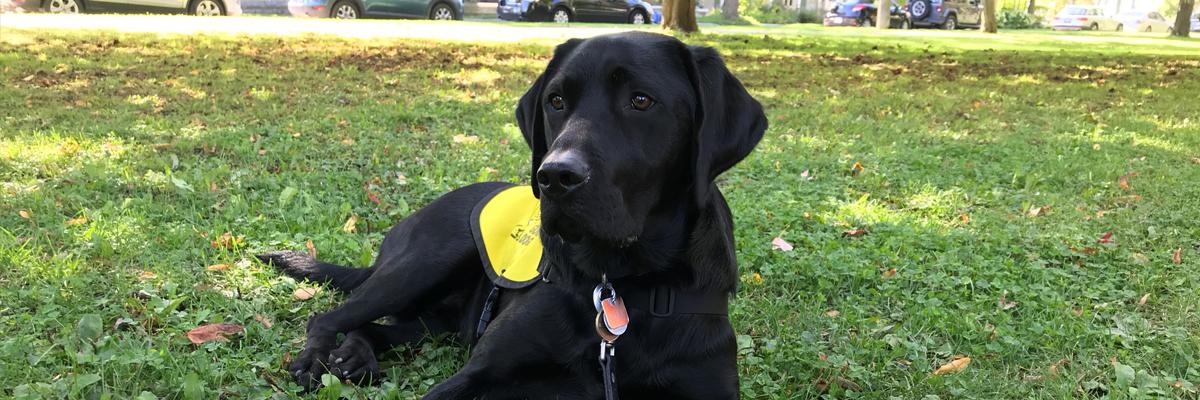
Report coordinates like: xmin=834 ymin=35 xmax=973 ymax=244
xmin=475 ymin=284 xmax=501 ymax=339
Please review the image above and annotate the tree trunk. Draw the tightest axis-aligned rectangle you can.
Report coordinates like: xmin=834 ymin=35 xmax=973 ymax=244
xmin=875 ymin=0 xmax=890 ymax=28
xmin=981 ymin=0 xmax=997 ymax=32
xmin=1025 ymin=0 xmax=1034 ymax=14
xmin=662 ymin=0 xmax=700 ymax=32
xmin=722 ymin=0 xmax=739 ymax=19
xmin=1173 ymin=0 xmax=1194 ymax=37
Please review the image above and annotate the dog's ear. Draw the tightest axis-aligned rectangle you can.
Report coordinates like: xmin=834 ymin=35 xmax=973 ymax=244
xmin=683 ymin=45 xmax=767 ymax=207
xmin=516 ymin=38 xmax=583 ymax=198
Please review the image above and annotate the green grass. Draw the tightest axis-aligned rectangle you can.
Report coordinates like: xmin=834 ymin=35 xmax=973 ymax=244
xmin=2 ymin=22 xmax=1199 ymax=399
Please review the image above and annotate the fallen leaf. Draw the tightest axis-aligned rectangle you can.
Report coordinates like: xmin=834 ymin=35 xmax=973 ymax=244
xmin=137 ymin=271 xmax=158 ymax=281
xmin=1028 ymin=205 xmax=1051 ymax=216
xmin=1173 ymin=248 xmax=1182 ymax=265
xmin=1092 ymin=143 xmax=1101 ymax=151
xmin=882 ymin=268 xmax=897 ymax=277
xmin=1114 ymin=194 xmax=1142 ymax=203
xmin=293 ymin=287 xmax=320 ymax=300
xmin=367 ymin=191 xmax=381 ymax=205
xmin=206 ymin=264 xmax=229 ymax=271
xmin=825 ymin=309 xmax=840 ymax=318
xmin=1048 ymin=358 xmax=1070 ymax=376
xmin=452 ymin=134 xmax=479 ymax=144
xmin=342 ymin=214 xmax=358 ymax=233
xmin=65 ymin=216 xmax=88 ymax=225
xmin=186 ymin=323 xmax=244 ymax=344
xmin=210 ymin=232 xmax=238 ymax=249
xmin=1118 ymin=172 xmax=1137 ymax=191
xmin=209 ymin=182 xmax=220 ymax=193
xmin=1098 ymin=232 xmax=1113 ymax=244
xmin=834 ymin=377 xmax=861 ymax=391
xmin=257 ymin=148 xmax=266 ymax=155
xmin=959 ymin=213 xmax=970 ymax=224
xmin=844 ymin=228 xmax=868 ymax=237
xmin=751 ymin=272 xmax=764 ymax=284
xmin=933 ymin=357 xmax=972 ymax=375
xmin=254 ymin=314 xmax=273 ymax=329
xmin=998 ymin=290 xmax=1017 ymax=310
xmin=1136 ymin=293 xmax=1149 ymax=306
xmin=771 ymin=237 xmax=794 ymax=252
xmin=18 ymin=210 xmax=31 ymax=219
xmin=800 ymin=169 xmax=812 ymax=180
xmin=1130 ymin=253 xmax=1149 ymax=264
xmin=1191 ymin=157 xmax=1200 ymax=164
xmin=850 ymin=161 xmax=864 ymax=176
xmin=305 ymin=240 xmax=317 ymax=258
xmin=813 ymin=378 xmax=829 ymax=392
xmin=818 ymin=353 xmax=829 ymax=362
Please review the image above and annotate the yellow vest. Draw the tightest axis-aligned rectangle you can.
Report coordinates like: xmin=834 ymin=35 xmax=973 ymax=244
xmin=470 ymin=185 xmax=546 ymax=289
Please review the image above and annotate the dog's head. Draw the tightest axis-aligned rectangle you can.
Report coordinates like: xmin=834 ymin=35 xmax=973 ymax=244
xmin=517 ymin=32 xmax=766 ymax=247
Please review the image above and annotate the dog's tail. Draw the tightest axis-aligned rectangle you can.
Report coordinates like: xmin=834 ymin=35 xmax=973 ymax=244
xmin=256 ymin=250 xmax=373 ymax=292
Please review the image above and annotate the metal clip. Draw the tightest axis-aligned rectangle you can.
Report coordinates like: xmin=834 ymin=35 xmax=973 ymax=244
xmin=593 ymin=282 xmax=617 ymax=313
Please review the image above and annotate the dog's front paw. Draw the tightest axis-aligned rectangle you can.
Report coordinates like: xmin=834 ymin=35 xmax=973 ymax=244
xmin=289 ymin=346 xmax=334 ymax=390
xmin=328 ymin=337 xmax=381 ymax=385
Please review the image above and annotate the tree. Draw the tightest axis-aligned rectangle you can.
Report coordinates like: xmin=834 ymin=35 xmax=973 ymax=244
xmin=723 ymin=0 xmax=740 ymax=20
xmin=662 ymin=0 xmax=700 ymax=32
xmin=1172 ymin=0 xmax=1194 ymax=37
xmin=981 ymin=0 xmax=997 ymax=32
xmin=875 ymin=0 xmax=890 ymax=28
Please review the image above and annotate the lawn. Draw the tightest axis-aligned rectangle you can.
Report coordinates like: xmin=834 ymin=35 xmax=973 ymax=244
xmin=1 ymin=22 xmax=1199 ymax=399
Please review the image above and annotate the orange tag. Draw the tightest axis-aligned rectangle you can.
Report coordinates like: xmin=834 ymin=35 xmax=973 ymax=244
xmin=601 ymin=297 xmax=628 ymax=336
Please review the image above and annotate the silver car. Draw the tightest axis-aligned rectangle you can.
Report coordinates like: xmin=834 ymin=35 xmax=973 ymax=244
xmin=11 ymin=0 xmax=241 ymax=15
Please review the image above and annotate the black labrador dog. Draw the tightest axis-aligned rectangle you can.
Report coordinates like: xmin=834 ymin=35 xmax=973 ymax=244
xmin=258 ymin=31 xmax=766 ymax=398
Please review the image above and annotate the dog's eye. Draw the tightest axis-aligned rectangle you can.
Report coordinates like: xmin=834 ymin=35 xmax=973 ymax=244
xmin=549 ymin=94 xmax=565 ymax=111
xmin=630 ymin=93 xmax=654 ymax=111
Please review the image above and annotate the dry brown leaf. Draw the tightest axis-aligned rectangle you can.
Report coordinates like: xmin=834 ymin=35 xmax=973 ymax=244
xmin=1137 ymin=293 xmax=1150 ymax=306
xmin=209 ymin=181 xmax=220 ymax=193
xmin=1028 ymin=205 xmax=1051 ymax=217
xmin=305 ymin=240 xmax=317 ymax=258
xmin=933 ymin=357 xmax=972 ymax=375
xmin=1173 ymin=248 xmax=1182 ymax=265
xmin=210 ymin=232 xmax=239 ymax=249
xmin=186 ymin=323 xmax=244 ymax=344
xmin=818 ymin=353 xmax=829 ymax=362
xmin=137 ymin=270 xmax=158 ymax=281
xmin=293 ymin=287 xmax=320 ymax=301
xmin=844 ymin=228 xmax=868 ymax=237
xmin=850 ymin=161 xmax=864 ymax=176
xmin=882 ymin=268 xmax=897 ymax=277
xmin=813 ymin=378 xmax=829 ymax=392
xmin=1191 ymin=157 xmax=1200 ymax=165
xmin=254 ymin=314 xmax=273 ymax=329
xmin=825 ymin=309 xmax=840 ymax=318
xmin=342 ymin=214 xmax=358 ymax=233
xmin=1098 ymin=232 xmax=1113 ymax=244
xmin=1118 ymin=172 xmax=1137 ymax=191
xmin=206 ymin=264 xmax=230 ymax=271
xmin=959 ymin=213 xmax=970 ymax=224
xmin=367 ymin=190 xmax=381 ymax=205
xmin=771 ymin=237 xmax=794 ymax=252
xmin=18 ymin=210 xmax=31 ymax=219
xmin=1048 ymin=358 xmax=1070 ymax=376
xmin=257 ymin=149 xmax=267 ymax=155
xmin=65 ymin=217 xmax=89 ymax=225
xmin=452 ymin=134 xmax=479 ymax=144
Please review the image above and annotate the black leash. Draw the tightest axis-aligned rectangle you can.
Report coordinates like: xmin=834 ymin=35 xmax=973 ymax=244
xmin=599 ymin=341 xmax=618 ymax=400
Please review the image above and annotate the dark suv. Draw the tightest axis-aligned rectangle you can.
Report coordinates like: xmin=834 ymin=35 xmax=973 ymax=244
xmin=905 ymin=0 xmax=982 ymax=29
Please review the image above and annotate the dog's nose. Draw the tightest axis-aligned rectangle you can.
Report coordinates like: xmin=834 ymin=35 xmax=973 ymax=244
xmin=537 ymin=152 xmax=589 ymax=197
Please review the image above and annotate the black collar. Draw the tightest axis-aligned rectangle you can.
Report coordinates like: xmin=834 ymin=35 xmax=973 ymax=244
xmin=620 ymin=284 xmax=730 ymax=317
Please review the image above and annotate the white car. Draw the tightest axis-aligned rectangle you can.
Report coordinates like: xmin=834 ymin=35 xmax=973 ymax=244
xmin=1115 ymin=10 xmax=1172 ymax=33
xmin=1052 ymin=5 xmax=1119 ymax=31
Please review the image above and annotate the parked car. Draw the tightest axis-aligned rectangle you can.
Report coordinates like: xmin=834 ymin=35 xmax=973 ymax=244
xmin=497 ymin=0 xmax=660 ymax=24
xmin=289 ymin=0 xmax=461 ymax=19
xmin=905 ymin=0 xmax=981 ymax=29
xmin=1114 ymin=10 xmax=1171 ymax=32
xmin=11 ymin=0 xmax=240 ymax=14
xmin=1192 ymin=12 xmax=1199 ymax=32
xmin=824 ymin=0 xmax=908 ymax=28
xmin=1051 ymin=5 xmax=1119 ymax=30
